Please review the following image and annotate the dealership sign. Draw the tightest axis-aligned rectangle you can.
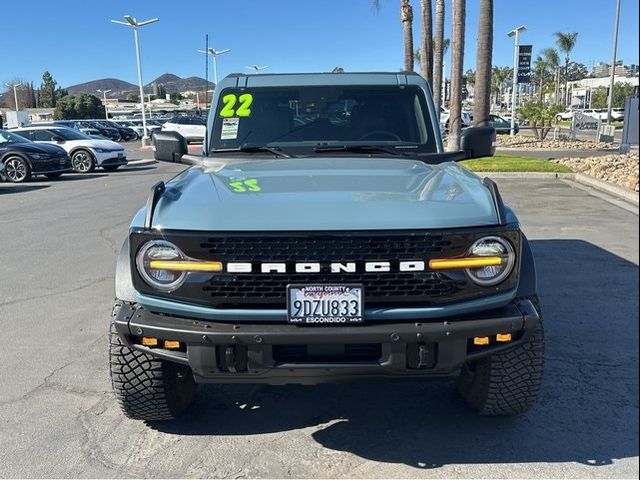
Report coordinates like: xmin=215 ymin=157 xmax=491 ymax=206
xmin=517 ymin=45 xmax=533 ymax=84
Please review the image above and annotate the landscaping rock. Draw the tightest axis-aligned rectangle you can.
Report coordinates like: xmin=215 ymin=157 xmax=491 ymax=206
xmin=551 ymin=154 xmax=639 ymax=192
xmin=496 ymin=135 xmax=618 ymax=151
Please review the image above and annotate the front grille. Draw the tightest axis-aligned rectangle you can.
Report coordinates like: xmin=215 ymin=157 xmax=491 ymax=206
xmin=130 ymin=229 xmax=520 ymax=310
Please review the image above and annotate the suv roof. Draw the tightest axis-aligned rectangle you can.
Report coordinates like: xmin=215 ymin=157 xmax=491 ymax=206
xmin=219 ymin=71 xmax=425 ymax=89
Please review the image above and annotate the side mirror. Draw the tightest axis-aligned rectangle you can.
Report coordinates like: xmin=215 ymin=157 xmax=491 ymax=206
xmin=153 ymin=130 xmax=188 ymax=163
xmin=459 ymin=126 xmax=496 ymax=159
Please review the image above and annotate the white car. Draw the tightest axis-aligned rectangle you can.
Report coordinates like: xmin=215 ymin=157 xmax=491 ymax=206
xmin=555 ymin=109 xmax=577 ymax=121
xmin=117 ymin=119 xmax=161 ymax=139
xmin=12 ymin=126 xmax=127 ymax=173
xmin=162 ymin=116 xmax=206 ymax=143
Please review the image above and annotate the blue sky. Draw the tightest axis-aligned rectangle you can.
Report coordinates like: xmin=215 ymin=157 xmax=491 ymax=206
xmin=1 ymin=0 xmax=638 ymax=88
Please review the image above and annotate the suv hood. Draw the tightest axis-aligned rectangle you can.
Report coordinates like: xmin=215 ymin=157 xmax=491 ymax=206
xmin=86 ymin=139 xmax=124 ymax=150
xmin=146 ymin=157 xmax=499 ymax=231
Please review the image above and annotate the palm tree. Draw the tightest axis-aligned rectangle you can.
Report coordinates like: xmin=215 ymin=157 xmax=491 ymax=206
xmin=491 ymin=66 xmax=512 ymax=109
xmin=473 ymin=0 xmax=492 ymax=127
xmin=432 ymin=0 xmax=445 ymax=114
xmin=419 ymin=0 xmax=433 ymax=84
xmin=447 ymin=0 xmax=466 ymax=151
xmin=554 ymin=32 xmax=578 ymax=105
xmin=400 ymin=0 xmax=415 ymax=71
xmin=540 ymin=48 xmax=560 ymax=102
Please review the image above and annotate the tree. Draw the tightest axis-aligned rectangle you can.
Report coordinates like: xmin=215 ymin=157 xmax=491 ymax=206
xmin=2 ymin=78 xmax=33 ymax=110
xmin=473 ymin=0 xmax=492 ymax=127
xmin=127 ymin=92 xmax=139 ymax=102
xmin=447 ymin=0 xmax=465 ymax=151
xmin=590 ymin=83 xmax=636 ymax=109
xmin=566 ymin=61 xmax=588 ymax=82
xmin=400 ymin=0 xmax=415 ymax=71
xmin=39 ymin=71 xmax=58 ymax=108
xmin=518 ymin=101 xmax=563 ymax=141
xmin=53 ymin=94 xmax=104 ymax=119
xmin=432 ymin=0 xmax=445 ymax=114
xmin=419 ymin=0 xmax=433 ymax=84
xmin=156 ymin=84 xmax=167 ymax=99
xmin=490 ymin=66 xmax=512 ymax=108
xmin=169 ymin=92 xmax=183 ymax=105
xmin=554 ymin=31 xmax=579 ymax=105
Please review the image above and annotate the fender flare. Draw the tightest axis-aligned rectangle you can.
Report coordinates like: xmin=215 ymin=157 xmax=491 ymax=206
xmin=115 ymin=238 xmax=137 ymax=302
xmin=515 ymin=234 xmax=538 ymax=299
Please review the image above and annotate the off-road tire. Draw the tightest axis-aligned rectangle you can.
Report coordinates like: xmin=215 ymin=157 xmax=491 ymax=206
xmin=109 ymin=301 xmax=197 ymax=421
xmin=457 ymin=295 xmax=544 ymax=415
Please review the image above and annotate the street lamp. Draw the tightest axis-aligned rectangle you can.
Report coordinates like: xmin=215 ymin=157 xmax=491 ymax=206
xmin=197 ymin=47 xmax=230 ymax=86
xmin=606 ymin=0 xmax=621 ymax=124
xmin=245 ymin=65 xmax=270 ymax=73
xmin=5 ymin=82 xmax=23 ymax=112
xmin=111 ymin=15 xmax=159 ymax=146
xmin=507 ymin=25 xmax=527 ymax=137
xmin=97 ymin=89 xmax=112 ymax=120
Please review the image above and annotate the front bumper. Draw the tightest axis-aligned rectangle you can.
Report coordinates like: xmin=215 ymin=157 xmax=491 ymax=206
xmin=96 ymin=154 xmax=128 ymax=167
xmin=113 ymin=298 xmax=540 ymax=385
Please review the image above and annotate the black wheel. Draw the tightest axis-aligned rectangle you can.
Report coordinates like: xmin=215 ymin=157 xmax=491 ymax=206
xmin=109 ymin=301 xmax=197 ymax=421
xmin=45 ymin=172 xmax=63 ymax=179
xmin=457 ymin=295 xmax=544 ymax=415
xmin=4 ymin=156 xmax=31 ymax=183
xmin=71 ymin=150 xmax=95 ymax=173
xmin=102 ymin=165 xmax=121 ymax=172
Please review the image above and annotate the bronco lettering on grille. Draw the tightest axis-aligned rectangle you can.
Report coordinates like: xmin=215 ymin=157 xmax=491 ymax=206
xmin=226 ymin=261 xmax=427 ymax=273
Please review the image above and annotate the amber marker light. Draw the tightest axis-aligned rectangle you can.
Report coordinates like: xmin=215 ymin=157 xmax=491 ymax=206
xmin=429 ymin=256 xmax=503 ymax=270
xmin=148 ymin=260 xmax=223 ymax=272
xmin=141 ymin=337 xmax=158 ymax=346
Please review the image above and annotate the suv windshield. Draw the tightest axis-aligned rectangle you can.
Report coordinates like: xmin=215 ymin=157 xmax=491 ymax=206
xmin=210 ymin=85 xmax=435 ymax=154
xmin=0 ymin=130 xmax=31 ymax=145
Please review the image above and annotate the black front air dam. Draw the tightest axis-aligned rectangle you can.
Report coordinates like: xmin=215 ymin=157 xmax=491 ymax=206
xmin=113 ymin=299 xmax=540 ymax=385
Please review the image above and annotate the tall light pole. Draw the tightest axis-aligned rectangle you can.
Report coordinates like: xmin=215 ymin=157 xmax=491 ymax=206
xmin=507 ymin=25 xmax=527 ymax=136
xmin=111 ymin=15 xmax=159 ymax=146
xmin=5 ymin=82 xmax=23 ymax=112
xmin=97 ymin=89 xmax=111 ymax=120
xmin=607 ymin=0 xmax=621 ymax=124
xmin=198 ymin=48 xmax=230 ymax=86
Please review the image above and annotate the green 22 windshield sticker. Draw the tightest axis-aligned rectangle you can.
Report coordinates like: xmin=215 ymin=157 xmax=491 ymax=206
xmin=219 ymin=93 xmax=253 ymax=117
xmin=228 ymin=178 xmax=261 ymax=193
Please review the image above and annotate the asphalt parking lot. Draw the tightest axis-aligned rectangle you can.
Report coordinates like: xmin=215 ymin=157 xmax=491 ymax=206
xmin=0 ymin=162 xmax=638 ymax=478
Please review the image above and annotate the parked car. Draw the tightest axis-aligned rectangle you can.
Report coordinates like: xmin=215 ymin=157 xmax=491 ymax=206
xmin=162 ymin=116 xmax=206 ymax=143
xmin=117 ymin=119 xmax=161 ymax=139
xmin=0 ymin=129 xmax=72 ymax=182
xmin=98 ymin=120 xmax=138 ymax=142
xmin=440 ymin=108 xmax=473 ymax=134
xmin=555 ymin=109 xmax=577 ymax=121
xmin=76 ymin=120 xmax=122 ymax=142
xmin=12 ymin=126 xmax=127 ymax=173
xmin=611 ymin=108 xmax=625 ymax=121
xmin=488 ymin=114 xmax=518 ymax=134
xmin=79 ymin=127 xmax=107 ymax=139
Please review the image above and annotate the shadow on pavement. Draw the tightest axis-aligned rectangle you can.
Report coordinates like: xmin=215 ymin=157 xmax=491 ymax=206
xmin=0 ymin=184 xmax=50 ymax=194
xmin=149 ymin=239 xmax=639 ymax=468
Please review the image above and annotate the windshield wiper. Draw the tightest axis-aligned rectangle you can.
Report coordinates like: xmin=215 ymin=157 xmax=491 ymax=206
xmin=312 ymin=145 xmax=412 ymax=157
xmin=213 ymin=144 xmax=291 ymax=158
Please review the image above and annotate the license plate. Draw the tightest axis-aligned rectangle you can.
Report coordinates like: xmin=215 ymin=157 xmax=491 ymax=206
xmin=287 ymin=285 xmax=364 ymax=325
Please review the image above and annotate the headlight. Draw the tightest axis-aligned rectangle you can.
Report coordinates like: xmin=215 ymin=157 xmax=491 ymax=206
xmin=465 ymin=236 xmax=515 ymax=286
xmin=136 ymin=240 xmax=187 ymax=291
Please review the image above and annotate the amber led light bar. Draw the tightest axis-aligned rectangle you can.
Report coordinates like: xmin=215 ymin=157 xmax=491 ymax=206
xmin=148 ymin=260 xmax=223 ymax=272
xmin=429 ymin=256 xmax=503 ymax=270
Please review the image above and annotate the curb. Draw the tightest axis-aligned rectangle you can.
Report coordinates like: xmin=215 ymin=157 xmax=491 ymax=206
xmin=125 ymin=159 xmax=157 ymax=167
xmin=572 ymin=173 xmax=639 ymax=206
xmin=485 ymin=171 xmax=639 ymax=209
